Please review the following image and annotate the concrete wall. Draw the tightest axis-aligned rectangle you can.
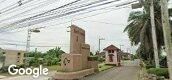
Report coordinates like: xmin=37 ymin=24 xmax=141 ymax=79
xmin=4 ymin=50 xmax=24 ymax=66
xmin=70 ymin=25 xmax=85 ymax=54
xmin=61 ymin=54 xmax=82 ymax=72
xmin=81 ymin=43 xmax=90 ymax=69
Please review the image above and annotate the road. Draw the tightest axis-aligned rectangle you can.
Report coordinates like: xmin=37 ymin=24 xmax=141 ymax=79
xmin=80 ymin=59 xmax=140 ymax=80
xmin=0 ymin=60 xmax=140 ymax=80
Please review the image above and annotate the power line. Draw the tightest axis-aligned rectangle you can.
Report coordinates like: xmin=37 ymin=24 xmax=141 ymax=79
xmin=0 ymin=0 xmax=121 ymax=31
xmin=2 ymin=5 xmax=131 ymax=33
xmin=0 ymin=42 xmax=70 ymax=47
xmin=79 ymin=20 xmax=128 ymax=26
xmin=0 ymin=0 xmax=135 ymax=33
xmin=0 ymin=0 xmax=63 ymax=22
xmin=0 ymin=0 xmax=36 ymax=14
xmin=0 ymin=0 xmax=84 ymax=29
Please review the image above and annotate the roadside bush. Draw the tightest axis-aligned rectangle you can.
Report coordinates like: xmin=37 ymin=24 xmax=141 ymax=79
xmin=17 ymin=64 xmax=26 ymax=68
xmin=0 ymin=66 xmax=8 ymax=73
xmin=146 ymin=64 xmax=155 ymax=69
xmin=147 ymin=68 xmax=169 ymax=78
xmin=88 ymin=56 xmax=98 ymax=61
xmin=98 ymin=57 xmax=105 ymax=62
xmin=160 ymin=57 xmax=167 ymax=68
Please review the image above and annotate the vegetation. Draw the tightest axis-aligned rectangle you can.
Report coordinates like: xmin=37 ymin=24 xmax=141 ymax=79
xmin=27 ymin=47 xmax=64 ymax=67
xmin=98 ymin=63 xmax=114 ymax=71
xmin=88 ymin=56 xmax=98 ymax=61
xmin=45 ymin=65 xmax=61 ymax=71
xmin=123 ymin=0 xmax=171 ymax=66
xmin=147 ymin=68 xmax=169 ymax=78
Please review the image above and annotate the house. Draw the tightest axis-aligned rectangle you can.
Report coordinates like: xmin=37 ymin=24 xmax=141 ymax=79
xmin=1 ymin=49 xmax=25 ymax=66
xmin=103 ymin=45 xmax=121 ymax=66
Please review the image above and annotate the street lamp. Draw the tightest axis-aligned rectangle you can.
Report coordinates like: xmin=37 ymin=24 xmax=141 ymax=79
xmin=98 ymin=38 xmax=105 ymax=52
xmin=26 ymin=28 xmax=40 ymax=52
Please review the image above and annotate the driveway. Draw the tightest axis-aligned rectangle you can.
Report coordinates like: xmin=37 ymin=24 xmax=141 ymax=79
xmin=80 ymin=59 xmax=140 ymax=80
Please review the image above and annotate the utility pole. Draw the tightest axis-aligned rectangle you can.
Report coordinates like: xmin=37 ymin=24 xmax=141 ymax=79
xmin=98 ymin=38 xmax=105 ymax=52
xmin=150 ymin=0 xmax=160 ymax=68
xmin=26 ymin=29 xmax=31 ymax=52
xmin=26 ymin=28 xmax=41 ymax=52
xmin=119 ymin=45 xmax=124 ymax=51
xmin=160 ymin=0 xmax=172 ymax=79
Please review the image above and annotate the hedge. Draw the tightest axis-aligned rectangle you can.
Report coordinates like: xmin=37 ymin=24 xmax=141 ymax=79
xmin=147 ymin=68 xmax=169 ymax=78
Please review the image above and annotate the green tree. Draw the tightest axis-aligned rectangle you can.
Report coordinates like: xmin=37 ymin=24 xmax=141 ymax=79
xmin=124 ymin=0 xmax=164 ymax=64
xmin=44 ymin=47 xmax=64 ymax=66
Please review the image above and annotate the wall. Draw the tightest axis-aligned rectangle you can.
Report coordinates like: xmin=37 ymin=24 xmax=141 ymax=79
xmin=4 ymin=50 xmax=24 ymax=66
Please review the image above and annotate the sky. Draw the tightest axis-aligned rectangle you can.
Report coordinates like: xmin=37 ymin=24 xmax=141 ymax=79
xmin=0 ymin=0 xmax=171 ymax=53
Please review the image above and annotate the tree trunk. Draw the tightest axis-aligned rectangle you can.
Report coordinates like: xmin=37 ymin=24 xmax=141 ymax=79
xmin=160 ymin=0 xmax=172 ymax=79
xmin=150 ymin=0 xmax=160 ymax=68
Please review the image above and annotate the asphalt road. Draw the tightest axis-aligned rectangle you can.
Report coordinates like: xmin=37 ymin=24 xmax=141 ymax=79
xmin=80 ymin=59 xmax=140 ymax=80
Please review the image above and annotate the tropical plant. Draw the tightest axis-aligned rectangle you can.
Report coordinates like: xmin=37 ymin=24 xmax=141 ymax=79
xmin=124 ymin=0 xmax=164 ymax=64
xmin=43 ymin=47 xmax=64 ymax=66
xmin=28 ymin=47 xmax=64 ymax=66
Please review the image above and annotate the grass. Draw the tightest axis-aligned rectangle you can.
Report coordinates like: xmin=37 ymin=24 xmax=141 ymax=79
xmin=45 ymin=65 xmax=61 ymax=71
xmin=0 ymin=72 xmax=11 ymax=77
xmin=98 ymin=63 xmax=114 ymax=72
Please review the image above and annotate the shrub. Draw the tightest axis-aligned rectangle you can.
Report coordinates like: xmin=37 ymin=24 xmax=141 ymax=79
xmin=88 ymin=56 xmax=98 ymax=61
xmin=146 ymin=65 xmax=155 ymax=69
xmin=147 ymin=68 xmax=169 ymax=78
xmin=0 ymin=66 xmax=8 ymax=73
xmin=98 ymin=57 xmax=105 ymax=62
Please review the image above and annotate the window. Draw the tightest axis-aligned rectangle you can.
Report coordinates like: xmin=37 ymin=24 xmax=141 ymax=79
xmin=108 ymin=50 xmax=111 ymax=53
xmin=112 ymin=50 xmax=114 ymax=53
xmin=18 ymin=53 xmax=20 ymax=55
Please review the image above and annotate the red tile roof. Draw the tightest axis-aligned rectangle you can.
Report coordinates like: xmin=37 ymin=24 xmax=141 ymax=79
xmin=103 ymin=45 xmax=120 ymax=51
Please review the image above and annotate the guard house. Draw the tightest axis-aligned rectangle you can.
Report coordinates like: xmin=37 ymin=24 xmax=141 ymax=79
xmin=103 ymin=45 xmax=121 ymax=66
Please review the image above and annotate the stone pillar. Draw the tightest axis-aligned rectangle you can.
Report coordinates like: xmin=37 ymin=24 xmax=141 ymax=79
xmin=81 ymin=44 xmax=90 ymax=69
xmin=70 ymin=25 xmax=85 ymax=54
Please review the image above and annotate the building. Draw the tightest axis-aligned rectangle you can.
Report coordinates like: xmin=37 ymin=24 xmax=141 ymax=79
xmin=2 ymin=49 xmax=25 ymax=66
xmin=103 ymin=45 xmax=121 ymax=66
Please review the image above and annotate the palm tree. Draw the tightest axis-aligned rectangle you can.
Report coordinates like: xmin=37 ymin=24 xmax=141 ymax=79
xmin=124 ymin=0 xmax=164 ymax=65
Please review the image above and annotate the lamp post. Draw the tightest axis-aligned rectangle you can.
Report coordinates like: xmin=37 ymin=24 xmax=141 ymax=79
xmin=26 ymin=28 xmax=40 ymax=52
xmin=98 ymin=38 xmax=105 ymax=53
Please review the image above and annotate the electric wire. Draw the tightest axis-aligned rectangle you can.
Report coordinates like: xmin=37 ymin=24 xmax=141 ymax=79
xmin=0 ymin=0 xmax=36 ymax=14
xmin=0 ymin=1 xmax=134 ymax=32
xmin=0 ymin=0 xmax=120 ymax=31
xmin=0 ymin=0 xmax=63 ymax=22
